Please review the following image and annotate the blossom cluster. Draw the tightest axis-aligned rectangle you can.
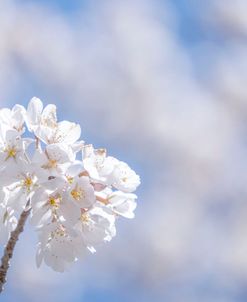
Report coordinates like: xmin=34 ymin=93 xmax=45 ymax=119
xmin=0 ymin=98 xmax=140 ymax=272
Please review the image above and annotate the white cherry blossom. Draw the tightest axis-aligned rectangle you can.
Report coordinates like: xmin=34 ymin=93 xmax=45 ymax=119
xmin=107 ymin=191 xmax=137 ymax=218
xmin=36 ymin=222 xmax=86 ymax=272
xmin=32 ymin=143 xmax=75 ymax=177
xmin=83 ymin=145 xmax=116 ymax=184
xmin=0 ymin=97 xmax=140 ymax=272
xmin=0 ymin=104 xmax=26 ymax=134
xmin=0 ymin=128 xmax=31 ymax=168
xmin=74 ymin=205 xmax=116 ymax=253
xmin=67 ymin=176 xmax=96 ymax=209
xmin=111 ymin=160 xmax=141 ymax=193
xmin=26 ymin=97 xmax=81 ymax=145
xmin=31 ymin=187 xmax=80 ymax=227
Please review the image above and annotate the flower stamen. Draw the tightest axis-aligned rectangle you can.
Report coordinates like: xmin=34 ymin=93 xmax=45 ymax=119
xmin=5 ymin=147 xmax=17 ymax=161
xmin=71 ymin=188 xmax=85 ymax=201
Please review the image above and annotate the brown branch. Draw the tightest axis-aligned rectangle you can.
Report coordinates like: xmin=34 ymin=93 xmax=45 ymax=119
xmin=0 ymin=204 xmax=31 ymax=293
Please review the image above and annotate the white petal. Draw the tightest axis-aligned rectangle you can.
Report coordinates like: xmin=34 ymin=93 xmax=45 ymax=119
xmin=66 ymin=162 xmax=83 ymax=178
xmin=57 ymin=121 xmax=81 ymax=144
xmin=46 ymin=143 xmax=74 ymax=163
xmin=26 ymin=97 xmax=43 ymax=130
xmin=42 ymin=104 xmax=57 ymax=127
xmin=36 ymin=243 xmax=44 ymax=268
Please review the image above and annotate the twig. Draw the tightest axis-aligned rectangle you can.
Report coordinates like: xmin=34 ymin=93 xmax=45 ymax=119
xmin=0 ymin=203 xmax=31 ymax=293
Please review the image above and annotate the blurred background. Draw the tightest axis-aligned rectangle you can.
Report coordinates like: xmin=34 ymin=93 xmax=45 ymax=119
xmin=1 ymin=0 xmax=247 ymax=301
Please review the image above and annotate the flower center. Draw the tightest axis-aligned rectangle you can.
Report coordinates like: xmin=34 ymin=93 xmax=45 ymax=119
xmin=48 ymin=195 xmax=61 ymax=209
xmin=66 ymin=176 xmax=74 ymax=184
xmin=5 ymin=147 xmax=17 ymax=160
xmin=52 ymin=225 xmax=66 ymax=238
xmin=24 ymin=177 xmax=33 ymax=188
xmin=71 ymin=188 xmax=85 ymax=201
xmin=42 ymin=159 xmax=58 ymax=170
xmin=49 ymin=197 xmax=57 ymax=207
xmin=49 ymin=159 xmax=57 ymax=168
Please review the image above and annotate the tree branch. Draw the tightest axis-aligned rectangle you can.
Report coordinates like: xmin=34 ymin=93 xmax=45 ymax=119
xmin=0 ymin=204 xmax=31 ymax=293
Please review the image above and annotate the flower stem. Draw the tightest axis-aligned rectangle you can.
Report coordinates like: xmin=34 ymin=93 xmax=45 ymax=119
xmin=0 ymin=204 xmax=31 ymax=293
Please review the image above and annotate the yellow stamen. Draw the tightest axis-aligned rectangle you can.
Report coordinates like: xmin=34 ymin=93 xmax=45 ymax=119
xmin=42 ymin=159 xmax=58 ymax=170
xmin=24 ymin=177 xmax=33 ymax=188
xmin=5 ymin=147 xmax=17 ymax=160
xmin=49 ymin=159 xmax=57 ymax=168
xmin=53 ymin=226 xmax=65 ymax=237
xmin=71 ymin=188 xmax=85 ymax=201
xmin=80 ymin=213 xmax=90 ymax=224
xmin=67 ymin=176 xmax=74 ymax=184
xmin=49 ymin=197 xmax=57 ymax=206
xmin=48 ymin=194 xmax=61 ymax=209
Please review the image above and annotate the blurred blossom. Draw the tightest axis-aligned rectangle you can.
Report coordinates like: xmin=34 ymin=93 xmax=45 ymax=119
xmin=0 ymin=0 xmax=247 ymax=301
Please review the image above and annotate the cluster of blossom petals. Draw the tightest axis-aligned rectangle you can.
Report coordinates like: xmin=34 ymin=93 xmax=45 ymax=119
xmin=0 ymin=98 xmax=140 ymax=272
